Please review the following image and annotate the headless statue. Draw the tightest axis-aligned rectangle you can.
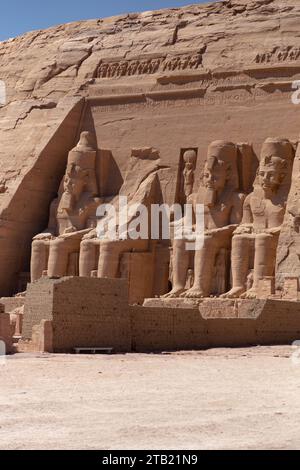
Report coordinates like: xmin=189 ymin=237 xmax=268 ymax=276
xmin=164 ymin=140 xmax=245 ymax=298
xmin=31 ymin=131 xmax=100 ymax=281
xmin=222 ymin=138 xmax=294 ymax=299
xmin=79 ymin=148 xmax=162 ymax=280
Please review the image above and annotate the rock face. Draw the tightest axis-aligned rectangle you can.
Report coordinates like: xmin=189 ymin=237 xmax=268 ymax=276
xmin=0 ymin=0 xmax=300 ymax=295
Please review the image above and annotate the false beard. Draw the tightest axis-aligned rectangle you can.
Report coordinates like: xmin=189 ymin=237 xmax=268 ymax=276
xmin=204 ymin=188 xmax=216 ymax=207
xmin=58 ymin=191 xmax=74 ymax=212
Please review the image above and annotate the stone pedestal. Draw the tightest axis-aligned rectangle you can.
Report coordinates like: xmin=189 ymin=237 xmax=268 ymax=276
xmin=257 ymin=277 xmax=275 ymax=299
xmin=143 ymin=297 xmax=202 ymax=309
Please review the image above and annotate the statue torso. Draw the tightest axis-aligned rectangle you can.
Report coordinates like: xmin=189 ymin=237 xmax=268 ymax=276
xmin=251 ymin=192 xmax=286 ymax=231
xmin=56 ymin=192 xmax=97 ymax=234
xmin=195 ymin=187 xmax=237 ymax=230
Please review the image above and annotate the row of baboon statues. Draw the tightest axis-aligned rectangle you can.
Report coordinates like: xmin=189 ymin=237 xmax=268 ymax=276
xmin=255 ymin=46 xmax=300 ymax=64
xmin=96 ymin=54 xmax=202 ymax=78
xmin=30 ymin=131 xmax=296 ymax=300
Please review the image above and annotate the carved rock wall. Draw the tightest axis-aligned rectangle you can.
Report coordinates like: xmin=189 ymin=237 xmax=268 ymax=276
xmin=1 ymin=0 xmax=300 ymax=294
xmin=20 ymin=277 xmax=300 ymax=352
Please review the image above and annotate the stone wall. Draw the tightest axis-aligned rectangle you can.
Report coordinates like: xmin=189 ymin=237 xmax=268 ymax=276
xmin=22 ymin=277 xmax=131 ymax=352
xmin=20 ymin=277 xmax=300 ymax=353
xmin=131 ymin=306 xmax=209 ymax=351
xmin=2 ymin=1 xmax=300 ymax=296
xmin=0 ymin=296 xmax=25 ymax=313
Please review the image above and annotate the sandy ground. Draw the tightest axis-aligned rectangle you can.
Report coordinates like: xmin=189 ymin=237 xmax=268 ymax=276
xmin=0 ymin=346 xmax=300 ymax=450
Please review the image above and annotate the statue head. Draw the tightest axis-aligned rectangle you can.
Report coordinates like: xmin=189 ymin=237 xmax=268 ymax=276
xmin=59 ymin=132 xmax=98 ymax=210
xmin=69 ymin=131 xmax=95 ymax=156
xmin=203 ymin=157 xmax=227 ymax=193
xmin=63 ymin=164 xmax=88 ymax=200
xmin=65 ymin=131 xmax=97 ymax=196
xmin=259 ymin=138 xmax=293 ymax=194
xmin=203 ymin=141 xmax=237 ymax=192
xmin=202 ymin=141 xmax=237 ymax=207
xmin=183 ymin=149 xmax=197 ymax=171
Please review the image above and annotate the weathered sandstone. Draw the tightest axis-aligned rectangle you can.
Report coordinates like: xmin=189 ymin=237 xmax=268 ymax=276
xmin=0 ymin=1 xmax=300 ymax=354
xmin=0 ymin=0 xmax=300 ymax=296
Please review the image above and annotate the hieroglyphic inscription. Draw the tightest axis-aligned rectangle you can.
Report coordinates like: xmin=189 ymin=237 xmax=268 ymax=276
xmin=90 ymin=87 xmax=282 ymax=116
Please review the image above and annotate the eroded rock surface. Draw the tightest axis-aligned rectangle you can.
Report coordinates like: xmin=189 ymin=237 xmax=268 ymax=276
xmin=1 ymin=0 xmax=300 ymax=295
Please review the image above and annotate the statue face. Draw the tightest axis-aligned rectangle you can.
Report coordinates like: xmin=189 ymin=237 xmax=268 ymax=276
xmin=258 ymin=160 xmax=285 ymax=192
xmin=183 ymin=150 xmax=196 ymax=170
xmin=64 ymin=165 xmax=86 ymax=198
xmin=185 ymin=162 xmax=193 ymax=171
xmin=203 ymin=159 xmax=227 ymax=192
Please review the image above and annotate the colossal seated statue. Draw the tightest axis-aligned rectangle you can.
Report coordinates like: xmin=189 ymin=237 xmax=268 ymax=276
xmin=222 ymin=138 xmax=294 ymax=299
xmin=79 ymin=147 xmax=163 ymax=280
xmin=164 ymin=140 xmax=255 ymax=299
xmin=31 ymin=131 xmax=100 ymax=281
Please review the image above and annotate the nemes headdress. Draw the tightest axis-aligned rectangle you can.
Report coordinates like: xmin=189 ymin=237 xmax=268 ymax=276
xmin=67 ymin=131 xmax=96 ymax=171
xmin=260 ymin=138 xmax=294 ymax=170
xmin=206 ymin=140 xmax=238 ymax=189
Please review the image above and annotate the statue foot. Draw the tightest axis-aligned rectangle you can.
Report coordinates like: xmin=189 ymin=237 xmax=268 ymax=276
xmin=221 ymin=287 xmax=246 ymax=299
xmin=241 ymin=288 xmax=257 ymax=299
xmin=181 ymin=288 xmax=206 ymax=299
xmin=161 ymin=288 xmax=186 ymax=298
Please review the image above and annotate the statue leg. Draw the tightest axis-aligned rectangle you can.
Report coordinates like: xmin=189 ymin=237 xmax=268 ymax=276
xmin=222 ymin=235 xmax=251 ymax=298
xmin=31 ymin=240 xmax=49 ymax=282
xmin=79 ymin=239 xmax=99 ymax=277
xmin=183 ymin=235 xmax=216 ymax=298
xmin=98 ymin=239 xmax=148 ymax=279
xmin=162 ymin=239 xmax=189 ymax=298
xmin=244 ymin=233 xmax=278 ymax=299
xmin=47 ymin=238 xmax=81 ymax=278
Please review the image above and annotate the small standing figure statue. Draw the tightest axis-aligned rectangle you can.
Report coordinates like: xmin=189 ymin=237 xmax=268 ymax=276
xmin=183 ymin=150 xmax=197 ymax=200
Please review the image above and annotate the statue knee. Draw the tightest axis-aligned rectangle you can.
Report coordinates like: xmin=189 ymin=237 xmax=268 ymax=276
xmin=101 ymin=239 xmax=112 ymax=250
xmin=233 ymin=234 xmax=245 ymax=242
xmin=232 ymin=234 xmax=247 ymax=247
xmin=32 ymin=239 xmax=46 ymax=252
xmin=48 ymin=238 xmax=69 ymax=261
xmin=80 ymin=239 xmax=94 ymax=254
xmin=256 ymin=233 xmax=273 ymax=243
xmin=50 ymin=238 xmax=65 ymax=250
xmin=101 ymin=239 xmax=124 ymax=253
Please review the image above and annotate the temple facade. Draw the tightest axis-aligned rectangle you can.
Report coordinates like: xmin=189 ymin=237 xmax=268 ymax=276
xmin=1 ymin=0 xmax=300 ymax=352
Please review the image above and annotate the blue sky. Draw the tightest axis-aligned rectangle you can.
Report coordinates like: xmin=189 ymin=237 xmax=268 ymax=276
xmin=0 ymin=0 xmax=211 ymax=41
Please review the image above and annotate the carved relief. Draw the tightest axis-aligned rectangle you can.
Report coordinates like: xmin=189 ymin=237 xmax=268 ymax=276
xmin=96 ymin=53 xmax=203 ymax=78
xmin=255 ymin=46 xmax=300 ymax=64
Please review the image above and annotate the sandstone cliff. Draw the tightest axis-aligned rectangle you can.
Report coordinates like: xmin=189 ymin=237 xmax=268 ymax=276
xmin=0 ymin=0 xmax=300 ymax=294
